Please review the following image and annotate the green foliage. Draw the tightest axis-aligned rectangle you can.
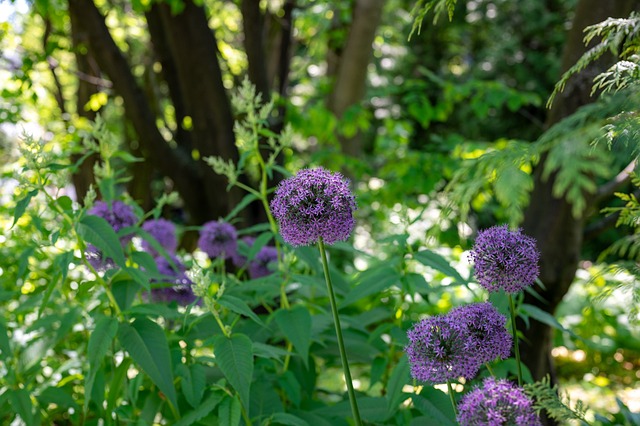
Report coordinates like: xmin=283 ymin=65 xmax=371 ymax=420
xmin=409 ymin=0 xmax=458 ymax=37
xmin=524 ymin=376 xmax=590 ymax=424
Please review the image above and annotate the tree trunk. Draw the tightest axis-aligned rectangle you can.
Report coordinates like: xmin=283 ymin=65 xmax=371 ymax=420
xmin=521 ymin=0 xmax=637 ymax=394
xmin=327 ymin=0 xmax=385 ymax=158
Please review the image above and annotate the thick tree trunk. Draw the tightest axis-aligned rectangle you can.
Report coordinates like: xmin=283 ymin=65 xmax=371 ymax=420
xmin=327 ymin=0 xmax=385 ymax=158
xmin=520 ymin=0 xmax=637 ymax=394
xmin=67 ymin=0 xmax=243 ymax=224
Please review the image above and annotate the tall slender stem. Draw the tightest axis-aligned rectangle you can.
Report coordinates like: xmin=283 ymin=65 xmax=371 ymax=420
xmin=508 ymin=293 xmax=523 ymax=386
xmin=485 ymin=362 xmax=496 ymax=378
xmin=318 ymin=238 xmax=362 ymax=426
xmin=446 ymin=380 xmax=458 ymax=416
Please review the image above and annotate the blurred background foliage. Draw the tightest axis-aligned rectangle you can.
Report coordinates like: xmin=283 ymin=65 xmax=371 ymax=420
xmin=1 ymin=0 xmax=640 ymax=424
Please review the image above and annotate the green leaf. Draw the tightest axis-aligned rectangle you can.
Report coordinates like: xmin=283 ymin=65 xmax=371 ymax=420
xmin=177 ymin=363 xmax=206 ymax=408
xmin=340 ymin=267 xmax=400 ymax=307
xmin=213 ymin=333 xmax=253 ymax=411
xmin=520 ymin=304 xmax=580 ymax=339
xmin=385 ymin=356 xmax=410 ymax=417
xmin=252 ymin=342 xmax=291 ymax=360
xmin=247 ymin=231 xmax=273 ymax=261
xmin=174 ymin=392 xmax=224 ymax=426
xmin=85 ymin=316 xmax=118 ymax=412
xmin=269 ymin=412 xmax=310 ymax=426
xmin=411 ymin=388 xmax=456 ymax=425
xmin=219 ymin=394 xmax=242 ymax=426
xmin=118 ymin=318 xmax=179 ymax=414
xmin=107 ymin=357 xmax=131 ymax=414
xmin=217 ymin=294 xmax=263 ymax=325
xmin=9 ymin=388 xmax=35 ymax=426
xmin=39 ymin=250 xmax=74 ymax=319
xmin=274 ymin=305 xmax=312 ymax=368
xmin=77 ymin=215 xmax=126 ymax=267
xmin=413 ymin=249 xmax=466 ymax=284
xmin=11 ymin=189 xmax=38 ymax=229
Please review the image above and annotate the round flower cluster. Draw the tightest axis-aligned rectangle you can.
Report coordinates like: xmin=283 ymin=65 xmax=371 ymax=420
xmin=406 ymin=315 xmax=481 ymax=384
xmin=457 ymin=378 xmax=541 ymax=426
xmin=270 ymin=167 xmax=357 ymax=246
xmin=449 ymin=302 xmax=512 ymax=364
xmin=85 ymin=200 xmax=139 ymax=271
xmin=469 ymin=225 xmax=540 ymax=294
xmin=142 ymin=218 xmax=178 ymax=256
xmin=198 ymin=220 xmax=238 ymax=259
xmin=248 ymin=245 xmax=279 ymax=279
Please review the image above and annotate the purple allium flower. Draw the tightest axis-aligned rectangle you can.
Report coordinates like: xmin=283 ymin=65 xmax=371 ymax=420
xmin=151 ymin=255 xmax=196 ymax=305
xmin=405 ymin=315 xmax=480 ymax=384
xmin=197 ymin=220 xmax=238 ymax=260
xmin=449 ymin=302 xmax=512 ymax=364
xmin=248 ymin=245 xmax=279 ymax=279
xmin=270 ymin=167 xmax=357 ymax=246
xmin=457 ymin=378 xmax=542 ymax=426
xmin=85 ymin=244 xmax=116 ymax=272
xmin=141 ymin=218 xmax=178 ymax=256
xmin=88 ymin=200 xmax=138 ymax=235
xmin=469 ymin=225 xmax=540 ymax=294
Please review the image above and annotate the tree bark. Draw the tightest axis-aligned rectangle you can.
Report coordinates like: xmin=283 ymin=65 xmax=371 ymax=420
xmin=520 ymin=0 xmax=637 ymax=395
xmin=327 ymin=0 xmax=385 ymax=158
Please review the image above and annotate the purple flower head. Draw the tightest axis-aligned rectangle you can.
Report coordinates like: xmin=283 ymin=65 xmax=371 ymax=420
xmin=85 ymin=244 xmax=116 ymax=272
xmin=469 ymin=225 xmax=540 ymax=294
xmin=141 ymin=218 xmax=178 ymax=256
xmin=449 ymin=302 xmax=512 ymax=364
xmin=457 ymin=378 xmax=542 ymax=426
xmin=151 ymin=255 xmax=196 ymax=305
xmin=197 ymin=220 xmax=238 ymax=260
xmin=248 ymin=245 xmax=279 ymax=279
xmin=405 ymin=315 xmax=480 ymax=384
xmin=270 ymin=167 xmax=357 ymax=246
xmin=89 ymin=200 xmax=138 ymax=235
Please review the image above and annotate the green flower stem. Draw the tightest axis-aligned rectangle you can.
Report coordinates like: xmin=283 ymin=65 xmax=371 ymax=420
xmin=318 ymin=237 xmax=362 ymax=426
xmin=446 ymin=380 xmax=458 ymax=416
xmin=508 ymin=293 xmax=523 ymax=386
xmin=485 ymin=362 xmax=496 ymax=378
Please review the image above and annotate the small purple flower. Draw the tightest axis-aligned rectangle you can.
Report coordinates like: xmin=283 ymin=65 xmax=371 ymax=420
xmin=457 ymin=378 xmax=542 ymax=426
xmin=270 ymin=167 xmax=357 ymax=246
xmin=85 ymin=244 xmax=116 ymax=272
xmin=405 ymin=315 xmax=480 ymax=384
xmin=469 ymin=225 xmax=540 ymax=294
xmin=248 ymin=245 xmax=279 ymax=279
xmin=88 ymin=200 xmax=138 ymax=235
xmin=151 ymin=255 xmax=196 ymax=305
xmin=197 ymin=220 xmax=238 ymax=260
xmin=449 ymin=302 xmax=512 ymax=364
xmin=85 ymin=200 xmax=138 ymax=271
xmin=141 ymin=218 xmax=178 ymax=256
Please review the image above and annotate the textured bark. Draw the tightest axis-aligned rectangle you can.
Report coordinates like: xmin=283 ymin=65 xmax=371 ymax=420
xmin=520 ymin=0 xmax=637 ymax=397
xmin=67 ymin=0 xmax=242 ymax=224
xmin=327 ymin=0 xmax=385 ymax=157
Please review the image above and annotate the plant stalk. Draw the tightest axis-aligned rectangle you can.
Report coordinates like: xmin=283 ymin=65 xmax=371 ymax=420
xmin=318 ymin=237 xmax=362 ymax=426
xmin=508 ymin=293 xmax=523 ymax=386
xmin=446 ymin=380 xmax=458 ymax=416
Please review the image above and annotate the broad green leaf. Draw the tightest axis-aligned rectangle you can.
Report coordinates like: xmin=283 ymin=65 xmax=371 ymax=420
xmin=385 ymin=356 xmax=410 ymax=417
xmin=313 ymin=396 xmax=387 ymax=422
xmin=340 ymin=267 xmax=400 ymax=307
xmin=213 ymin=333 xmax=253 ymax=411
xmin=38 ymin=386 xmax=77 ymax=409
xmin=118 ymin=318 xmax=179 ymax=414
xmin=218 ymin=294 xmax=263 ymax=325
xmin=9 ymin=388 xmax=35 ymax=426
xmin=112 ymin=279 xmax=141 ymax=311
xmin=411 ymin=388 xmax=456 ymax=425
xmin=247 ymin=232 xmax=273 ymax=261
xmin=174 ymin=392 xmax=224 ymax=426
xmin=11 ymin=189 xmax=38 ymax=228
xmin=0 ymin=319 xmax=12 ymax=359
xmin=269 ymin=412 xmax=310 ymax=426
xmin=274 ymin=305 xmax=312 ymax=368
xmin=277 ymin=371 xmax=301 ymax=407
xmin=85 ymin=316 xmax=118 ymax=412
xmin=77 ymin=215 xmax=126 ymax=267
xmin=520 ymin=304 xmax=580 ymax=340
xmin=218 ymin=394 xmax=242 ymax=426
xmin=413 ymin=249 xmax=466 ymax=284
xmin=107 ymin=357 xmax=131 ymax=413
xmin=177 ymin=363 xmax=206 ymax=408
